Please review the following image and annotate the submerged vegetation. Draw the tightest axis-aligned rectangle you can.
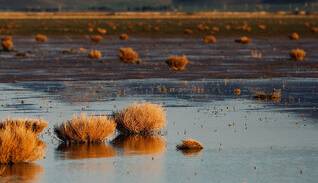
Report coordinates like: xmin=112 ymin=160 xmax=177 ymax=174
xmin=54 ymin=113 xmax=116 ymax=144
xmin=114 ymin=102 xmax=166 ymax=134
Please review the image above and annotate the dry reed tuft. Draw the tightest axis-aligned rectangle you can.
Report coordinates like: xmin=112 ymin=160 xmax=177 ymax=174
xmin=233 ymin=88 xmax=241 ymax=96
xmin=88 ymin=50 xmax=102 ymax=59
xmin=184 ymin=28 xmax=193 ymax=35
xmin=0 ymin=118 xmax=48 ymax=135
xmin=257 ymin=24 xmax=267 ymax=30
xmin=235 ymin=36 xmax=252 ymax=44
xmin=311 ymin=27 xmax=318 ymax=33
xmin=203 ymin=35 xmax=216 ymax=44
xmin=112 ymin=135 xmax=166 ymax=155
xmin=289 ymin=32 xmax=300 ymax=40
xmin=118 ymin=47 xmax=140 ymax=64
xmin=119 ymin=33 xmax=129 ymax=40
xmin=54 ymin=113 xmax=116 ymax=144
xmin=290 ymin=48 xmax=306 ymax=61
xmin=0 ymin=126 xmax=46 ymax=164
xmin=1 ymin=36 xmax=14 ymax=51
xmin=176 ymin=139 xmax=203 ymax=150
xmin=254 ymin=89 xmax=282 ymax=102
xmin=90 ymin=35 xmax=103 ymax=43
xmin=165 ymin=55 xmax=189 ymax=71
xmin=34 ymin=34 xmax=48 ymax=43
xmin=97 ymin=28 xmax=107 ymax=35
xmin=114 ymin=102 xmax=166 ymax=134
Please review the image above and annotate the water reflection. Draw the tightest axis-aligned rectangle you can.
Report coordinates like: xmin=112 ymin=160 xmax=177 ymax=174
xmin=112 ymin=135 xmax=166 ymax=156
xmin=55 ymin=143 xmax=116 ymax=160
xmin=0 ymin=163 xmax=43 ymax=183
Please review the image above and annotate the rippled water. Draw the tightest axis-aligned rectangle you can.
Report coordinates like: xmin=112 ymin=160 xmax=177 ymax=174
xmin=0 ymin=78 xmax=317 ymax=183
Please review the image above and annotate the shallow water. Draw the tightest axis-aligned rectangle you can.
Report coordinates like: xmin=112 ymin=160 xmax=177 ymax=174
xmin=0 ymin=78 xmax=318 ymax=183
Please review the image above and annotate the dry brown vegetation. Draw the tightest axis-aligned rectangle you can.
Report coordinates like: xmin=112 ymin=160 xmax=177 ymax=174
xmin=54 ymin=113 xmax=116 ymax=144
xmin=88 ymin=50 xmax=102 ymax=59
xmin=254 ymin=89 xmax=282 ymax=102
xmin=176 ymin=139 xmax=204 ymax=151
xmin=90 ymin=35 xmax=103 ymax=43
xmin=96 ymin=28 xmax=107 ymax=35
xmin=119 ymin=33 xmax=129 ymax=40
xmin=0 ymin=118 xmax=48 ymax=135
xmin=203 ymin=35 xmax=216 ymax=44
xmin=35 ymin=34 xmax=48 ymax=43
xmin=165 ymin=55 xmax=189 ymax=71
xmin=290 ymin=48 xmax=306 ymax=61
xmin=112 ymin=135 xmax=166 ymax=155
xmin=184 ymin=28 xmax=193 ymax=35
xmin=233 ymin=88 xmax=241 ymax=96
xmin=0 ymin=126 xmax=46 ymax=164
xmin=289 ymin=32 xmax=300 ymax=40
xmin=114 ymin=102 xmax=166 ymax=134
xmin=235 ymin=36 xmax=252 ymax=44
xmin=311 ymin=27 xmax=318 ymax=33
xmin=257 ymin=24 xmax=267 ymax=30
xmin=1 ymin=36 xmax=14 ymax=51
xmin=119 ymin=47 xmax=140 ymax=64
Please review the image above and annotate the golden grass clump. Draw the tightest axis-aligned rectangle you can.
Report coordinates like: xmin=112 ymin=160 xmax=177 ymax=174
xmin=97 ymin=28 xmax=107 ymax=35
xmin=0 ymin=118 xmax=47 ymax=135
xmin=197 ymin=24 xmax=209 ymax=31
xmin=290 ymin=48 xmax=306 ymax=61
xmin=34 ymin=34 xmax=48 ymax=43
xmin=54 ymin=113 xmax=116 ymax=144
xmin=235 ymin=36 xmax=252 ymax=44
xmin=0 ymin=126 xmax=46 ymax=164
xmin=165 ymin=55 xmax=189 ymax=71
xmin=254 ymin=89 xmax=282 ymax=102
xmin=184 ymin=28 xmax=193 ymax=35
xmin=176 ymin=139 xmax=203 ymax=150
xmin=114 ymin=102 xmax=166 ymax=134
xmin=233 ymin=88 xmax=241 ymax=96
xmin=119 ymin=33 xmax=129 ymax=40
xmin=90 ymin=35 xmax=103 ymax=43
xmin=119 ymin=47 xmax=140 ymax=64
xmin=257 ymin=24 xmax=267 ymax=30
xmin=112 ymin=135 xmax=166 ymax=155
xmin=289 ymin=32 xmax=300 ymax=40
xmin=203 ymin=35 xmax=216 ymax=44
xmin=311 ymin=27 xmax=318 ymax=33
xmin=88 ymin=50 xmax=102 ymax=59
xmin=1 ymin=36 xmax=14 ymax=51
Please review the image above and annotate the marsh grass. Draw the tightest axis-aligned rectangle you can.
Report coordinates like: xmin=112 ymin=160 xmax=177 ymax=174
xmin=0 ymin=118 xmax=47 ymax=135
xmin=176 ymin=139 xmax=203 ymax=151
xmin=165 ymin=55 xmax=189 ymax=71
xmin=119 ymin=33 xmax=129 ymax=40
xmin=118 ymin=47 xmax=140 ymax=64
xmin=90 ymin=35 xmax=103 ymax=43
xmin=35 ymin=34 xmax=48 ymax=43
xmin=289 ymin=32 xmax=300 ymax=40
xmin=290 ymin=48 xmax=306 ymax=61
xmin=235 ymin=36 xmax=252 ymax=44
xmin=114 ymin=102 xmax=166 ymax=134
xmin=54 ymin=113 xmax=116 ymax=144
xmin=88 ymin=50 xmax=102 ymax=59
xmin=0 ymin=126 xmax=46 ymax=164
xmin=1 ymin=36 xmax=14 ymax=51
xmin=97 ymin=28 xmax=107 ymax=35
xmin=203 ymin=35 xmax=216 ymax=44
xmin=254 ymin=89 xmax=282 ymax=102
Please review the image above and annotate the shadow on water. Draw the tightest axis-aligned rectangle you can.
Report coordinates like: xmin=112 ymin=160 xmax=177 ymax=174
xmin=0 ymin=163 xmax=43 ymax=183
xmin=112 ymin=135 xmax=166 ymax=156
xmin=55 ymin=143 xmax=116 ymax=160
